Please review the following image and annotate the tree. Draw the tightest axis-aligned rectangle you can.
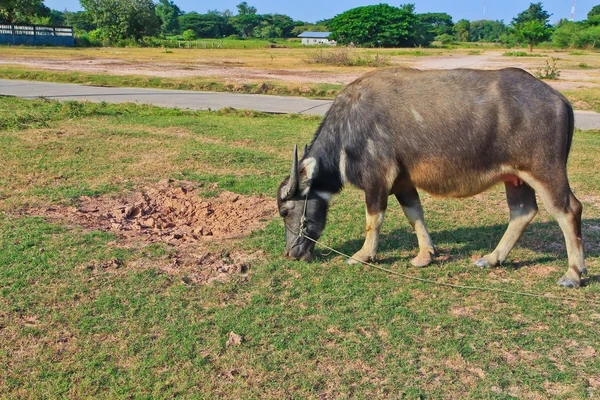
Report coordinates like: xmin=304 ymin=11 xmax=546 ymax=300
xmin=453 ymin=19 xmax=470 ymax=42
xmin=232 ymin=2 xmax=261 ymax=37
xmin=587 ymin=5 xmax=600 ymax=26
xmin=329 ymin=4 xmax=420 ymax=47
xmin=469 ymin=20 xmax=508 ymax=42
xmin=511 ymin=2 xmax=552 ymax=51
xmin=512 ymin=2 xmax=551 ymax=25
xmin=413 ymin=12 xmax=453 ymax=46
xmin=236 ymin=2 xmax=256 ymax=16
xmin=65 ymin=11 xmax=96 ymax=31
xmin=552 ymin=19 xmax=600 ymax=49
xmin=254 ymin=22 xmax=281 ymax=39
xmin=179 ymin=11 xmax=234 ymax=38
xmin=80 ymin=0 xmax=161 ymax=42
xmin=155 ymin=0 xmax=182 ymax=35
xmin=578 ymin=25 xmax=600 ymax=47
xmin=48 ymin=9 xmax=65 ymax=25
xmin=291 ymin=22 xmax=328 ymax=36
xmin=0 ymin=0 xmax=49 ymax=24
xmin=552 ymin=20 xmax=582 ymax=48
xmin=515 ymin=19 xmax=553 ymax=51
xmin=265 ymin=13 xmax=295 ymax=37
xmin=419 ymin=12 xmax=453 ymax=36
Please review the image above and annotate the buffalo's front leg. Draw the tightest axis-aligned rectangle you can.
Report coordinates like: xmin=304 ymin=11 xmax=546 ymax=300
xmin=396 ymin=188 xmax=436 ymax=267
xmin=347 ymin=189 xmax=388 ymax=264
xmin=475 ymin=182 xmax=538 ymax=268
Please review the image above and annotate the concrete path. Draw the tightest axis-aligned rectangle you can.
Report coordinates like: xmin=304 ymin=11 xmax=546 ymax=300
xmin=1 ymin=79 xmax=599 ymax=130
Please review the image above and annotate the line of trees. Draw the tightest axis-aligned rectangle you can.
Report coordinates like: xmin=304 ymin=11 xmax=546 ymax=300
xmin=0 ymin=1 xmax=599 ymax=50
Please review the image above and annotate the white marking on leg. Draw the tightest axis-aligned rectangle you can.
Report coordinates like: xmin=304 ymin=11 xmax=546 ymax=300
xmin=484 ymin=209 xmax=537 ymax=266
xmin=402 ymin=204 xmax=435 ymax=266
xmin=349 ymin=211 xmax=385 ymax=263
xmin=519 ymin=172 xmax=585 ymax=281
xmin=362 ymin=211 xmax=385 ymax=258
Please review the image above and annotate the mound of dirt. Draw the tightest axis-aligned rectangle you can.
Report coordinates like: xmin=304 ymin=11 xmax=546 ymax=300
xmin=47 ymin=180 xmax=275 ymax=246
xmin=163 ymin=250 xmax=255 ymax=285
xmin=29 ymin=181 xmax=276 ymax=284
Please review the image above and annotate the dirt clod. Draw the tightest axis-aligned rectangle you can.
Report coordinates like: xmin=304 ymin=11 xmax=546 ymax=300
xmin=226 ymin=331 xmax=244 ymax=347
xmin=86 ymin=258 xmax=124 ymax=271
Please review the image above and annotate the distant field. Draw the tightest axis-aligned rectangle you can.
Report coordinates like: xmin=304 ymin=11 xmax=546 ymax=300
xmin=1 ymin=45 xmax=599 ymax=112
xmin=1 ymin=97 xmax=599 ymax=398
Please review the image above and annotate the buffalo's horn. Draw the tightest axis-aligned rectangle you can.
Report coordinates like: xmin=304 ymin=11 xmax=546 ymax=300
xmin=281 ymin=145 xmax=299 ymax=200
xmin=303 ymin=144 xmax=309 ymax=158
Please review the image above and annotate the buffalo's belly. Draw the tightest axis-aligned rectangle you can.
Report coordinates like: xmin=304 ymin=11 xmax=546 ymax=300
xmin=408 ymin=165 xmax=520 ymax=198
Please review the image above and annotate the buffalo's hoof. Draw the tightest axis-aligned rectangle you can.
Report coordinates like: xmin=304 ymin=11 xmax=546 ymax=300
xmin=557 ymin=275 xmax=581 ymax=288
xmin=346 ymin=254 xmax=371 ymax=265
xmin=581 ymin=267 xmax=588 ymax=276
xmin=474 ymin=258 xmax=491 ymax=268
xmin=411 ymin=254 xmax=433 ymax=267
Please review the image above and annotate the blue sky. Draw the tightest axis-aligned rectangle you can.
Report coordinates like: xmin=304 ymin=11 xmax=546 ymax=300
xmin=47 ymin=1 xmax=598 ymax=24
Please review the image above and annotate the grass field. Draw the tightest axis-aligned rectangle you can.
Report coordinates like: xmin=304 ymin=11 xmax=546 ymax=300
xmin=0 ymin=65 xmax=344 ymax=98
xmin=1 ymin=46 xmax=599 ymax=112
xmin=1 ymin=97 xmax=600 ymax=398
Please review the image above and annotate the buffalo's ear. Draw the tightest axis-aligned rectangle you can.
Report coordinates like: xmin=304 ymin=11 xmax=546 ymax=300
xmin=299 ymin=157 xmax=317 ymax=196
xmin=280 ymin=145 xmax=299 ymax=200
xmin=302 ymin=145 xmax=309 ymax=158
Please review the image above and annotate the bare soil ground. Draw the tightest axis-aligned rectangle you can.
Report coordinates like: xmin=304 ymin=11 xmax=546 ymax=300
xmin=27 ymin=180 xmax=276 ymax=284
xmin=1 ymin=49 xmax=599 ymax=90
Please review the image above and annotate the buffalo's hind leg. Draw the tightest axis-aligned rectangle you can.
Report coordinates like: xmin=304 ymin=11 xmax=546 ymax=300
xmin=396 ymin=187 xmax=436 ymax=267
xmin=522 ymin=171 xmax=585 ymax=287
xmin=475 ymin=182 xmax=538 ymax=268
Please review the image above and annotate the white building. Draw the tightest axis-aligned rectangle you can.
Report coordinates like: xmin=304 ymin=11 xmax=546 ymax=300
xmin=298 ymin=32 xmax=336 ymax=46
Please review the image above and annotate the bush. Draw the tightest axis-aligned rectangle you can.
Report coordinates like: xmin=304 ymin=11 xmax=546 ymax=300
xmin=74 ymin=32 xmax=94 ymax=47
xmin=139 ymin=36 xmax=164 ymax=47
xmin=226 ymin=34 xmax=243 ymax=40
xmin=435 ymin=33 xmax=455 ymax=44
xmin=503 ymin=51 xmax=543 ymax=57
xmin=88 ymin=29 xmax=108 ymax=45
xmin=114 ymin=38 xmax=138 ymax=47
xmin=182 ymin=29 xmax=196 ymax=41
xmin=532 ymin=57 xmax=561 ymax=80
xmin=305 ymin=48 xmax=390 ymax=67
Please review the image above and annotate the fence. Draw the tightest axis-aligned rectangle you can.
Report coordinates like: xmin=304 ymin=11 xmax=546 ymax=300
xmin=0 ymin=24 xmax=74 ymax=47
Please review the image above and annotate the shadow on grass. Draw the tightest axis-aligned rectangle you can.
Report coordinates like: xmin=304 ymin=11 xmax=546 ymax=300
xmin=320 ymin=218 xmax=600 ymax=270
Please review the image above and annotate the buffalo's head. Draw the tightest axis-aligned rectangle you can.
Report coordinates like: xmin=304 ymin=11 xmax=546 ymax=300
xmin=277 ymin=145 xmax=329 ymax=261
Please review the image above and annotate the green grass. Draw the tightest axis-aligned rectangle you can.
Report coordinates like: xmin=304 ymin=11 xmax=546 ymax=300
xmin=565 ymin=88 xmax=600 ymax=113
xmin=503 ymin=51 xmax=544 ymax=57
xmin=164 ymin=37 xmax=308 ymax=49
xmin=1 ymin=97 xmax=599 ymax=398
xmin=0 ymin=66 xmax=343 ymax=99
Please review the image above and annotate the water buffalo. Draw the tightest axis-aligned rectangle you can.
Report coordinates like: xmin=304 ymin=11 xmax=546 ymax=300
xmin=277 ymin=67 xmax=585 ymax=287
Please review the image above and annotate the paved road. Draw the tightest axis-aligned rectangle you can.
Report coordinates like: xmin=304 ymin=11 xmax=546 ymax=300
xmin=2 ymin=79 xmax=599 ymax=130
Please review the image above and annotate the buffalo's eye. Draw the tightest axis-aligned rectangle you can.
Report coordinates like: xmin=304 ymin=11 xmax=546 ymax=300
xmin=280 ymin=209 xmax=289 ymax=218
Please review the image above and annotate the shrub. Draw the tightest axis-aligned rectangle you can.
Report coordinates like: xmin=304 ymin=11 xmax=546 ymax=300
xmin=88 ymin=29 xmax=108 ymax=45
xmin=435 ymin=33 xmax=455 ymax=44
xmin=182 ymin=29 xmax=196 ymax=41
xmin=306 ymin=48 xmax=390 ymax=67
xmin=532 ymin=57 xmax=561 ymax=80
xmin=503 ymin=51 xmax=543 ymax=57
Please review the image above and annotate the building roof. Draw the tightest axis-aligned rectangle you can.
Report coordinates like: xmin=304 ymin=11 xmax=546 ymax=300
xmin=298 ymin=32 xmax=331 ymax=39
